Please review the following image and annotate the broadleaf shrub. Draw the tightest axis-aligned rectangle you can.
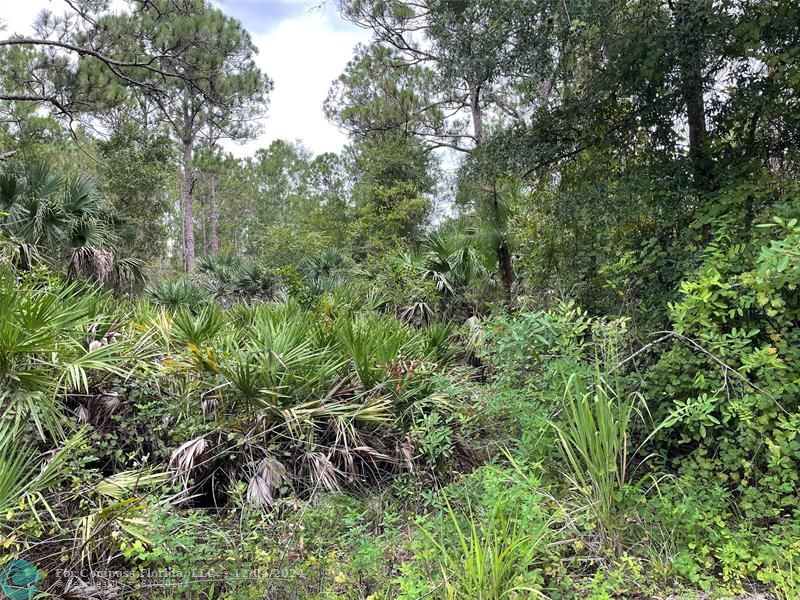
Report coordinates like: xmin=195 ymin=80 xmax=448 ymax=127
xmin=647 ymin=211 xmax=800 ymax=519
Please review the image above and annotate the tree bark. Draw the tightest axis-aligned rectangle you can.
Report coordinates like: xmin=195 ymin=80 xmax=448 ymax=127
xmin=468 ymin=83 xmax=486 ymax=145
xmin=182 ymin=137 xmax=196 ymax=272
xmin=178 ymin=168 xmax=184 ymax=268
xmin=209 ymin=172 xmax=219 ymax=255
xmin=683 ymin=62 xmax=712 ymax=192
xmin=200 ymin=193 xmax=207 ymax=255
xmin=674 ymin=0 xmax=713 ymax=193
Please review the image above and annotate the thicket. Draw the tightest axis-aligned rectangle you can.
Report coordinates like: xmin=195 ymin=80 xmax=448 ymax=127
xmin=2 ymin=195 xmax=799 ymax=597
xmin=2 ymin=0 xmax=800 ymax=598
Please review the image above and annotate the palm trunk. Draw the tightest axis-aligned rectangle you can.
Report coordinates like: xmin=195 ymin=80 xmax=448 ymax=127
xmin=209 ymin=172 xmax=219 ymax=255
xmin=182 ymin=137 xmax=196 ymax=272
xmin=491 ymin=183 xmax=513 ymax=301
xmin=472 ymin=83 xmax=513 ymax=299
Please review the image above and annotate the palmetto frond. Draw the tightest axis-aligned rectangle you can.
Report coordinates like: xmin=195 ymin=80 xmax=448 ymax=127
xmin=0 ymin=425 xmax=89 ymax=525
xmin=302 ymin=247 xmax=352 ymax=280
xmin=172 ymin=305 xmax=226 ymax=347
xmin=421 ymin=227 xmax=489 ymax=292
xmin=1 ymin=162 xmax=139 ymax=290
xmin=0 ymin=267 xmax=153 ymax=439
xmin=148 ymin=279 xmax=211 ymax=309
xmin=233 ymin=262 xmax=275 ymax=296
xmin=74 ymin=468 xmax=168 ymax=565
xmin=62 ymin=174 xmax=105 ymax=219
xmin=196 ymin=254 xmax=242 ymax=279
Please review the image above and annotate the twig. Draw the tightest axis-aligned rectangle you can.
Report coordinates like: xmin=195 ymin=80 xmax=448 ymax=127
xmin=612 ymin=330 xmax=787 ymax=414
xmin=611 ymin=332 xmax=676 ymax=371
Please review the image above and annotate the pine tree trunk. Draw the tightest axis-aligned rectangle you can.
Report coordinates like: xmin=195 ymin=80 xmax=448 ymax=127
xmin=182 ymin=137 xmax=196 ymax=272
xmin=178 ymin=169 xmax=185 ymax=269
xmin=209 ymin=172 xmax=219 ymax=255
xmin=200 ymin=193 xmax=207 ymax=255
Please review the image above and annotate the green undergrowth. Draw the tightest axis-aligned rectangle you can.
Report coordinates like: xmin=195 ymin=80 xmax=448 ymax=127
xmin=3 ymin=206 xmax=800 ymax=599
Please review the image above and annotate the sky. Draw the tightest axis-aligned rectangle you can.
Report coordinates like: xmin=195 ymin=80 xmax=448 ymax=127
xmin=0 ymin=0 xmax=371 ymax=157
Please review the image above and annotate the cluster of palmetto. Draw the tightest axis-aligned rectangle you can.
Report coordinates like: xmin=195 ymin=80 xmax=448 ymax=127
xmin=149 ymin=225 xmax=498 ymax=322
xmin=0 ymin=265 xmax=165 ymax=572
xmin=142 ymin=295 xmax=463 ymax=508
xmin=140 ymin=232 xmax=493 ymax=506
xmin=0 ymin=161 xmax=143 ymax=289
xmin=148 ymin=254 xmax=282 ymax=310
xmin=147 ymin=251 xmax=361 ymax=319
xmin=422 ymin=226 xmax=498 ymax=312
xmin=284 ymin=226 xmax=498 ymax=325
xmin=0 ymin=253 xmax=466 ymax=573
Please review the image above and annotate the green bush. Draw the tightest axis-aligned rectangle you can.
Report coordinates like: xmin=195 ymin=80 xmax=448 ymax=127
xmin=647 ymin=212 xmax=800 ymax=519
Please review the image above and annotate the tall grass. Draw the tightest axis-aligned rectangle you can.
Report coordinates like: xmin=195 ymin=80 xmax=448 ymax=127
xmin=424 ymin=497 xmax=548 ymax=599
xmin=549 ymin=369 xmax=658 ymax=556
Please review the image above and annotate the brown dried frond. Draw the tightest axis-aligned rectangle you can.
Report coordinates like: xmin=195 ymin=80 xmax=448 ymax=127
xmin=247 ymin=474 xmax=272 ymax=506
xmin=247 ymin=456 xmax=289 ymax=507
xmin=353 ymin=445 xmax=393 ymax=462
xmin=400 ymin=434 xmax=415 ymax=472
xmin=68 ymin=246 xmax=115 ymax=284
xmin=76 ymin=404 xmax=90 ymax=423
xmin=169 ymin=436 xmax=208 ymax=491
xmin=305 ymin=451 xmax=340 ymax=492
xmin=98 ymin=391 xmax=120 ymax=417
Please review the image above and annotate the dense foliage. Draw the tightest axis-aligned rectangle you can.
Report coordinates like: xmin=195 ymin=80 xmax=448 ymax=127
xmin=1 ymin=0 xmax=799 ymax=598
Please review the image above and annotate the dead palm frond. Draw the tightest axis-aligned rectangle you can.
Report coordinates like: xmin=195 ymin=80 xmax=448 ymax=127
xmin=169 ymin=436 xmax=208 ymax=493
xmin=247 ymin=455 xmax=289 ymax=507
xmin=304 ymin=452 xmax=341 ymax=492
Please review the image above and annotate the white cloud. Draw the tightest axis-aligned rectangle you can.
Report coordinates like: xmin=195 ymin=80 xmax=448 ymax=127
xmin=226 ymin=9 xmax=369 ymax=157
xmin=2 ymin=0 xmax=369 ymax=158
xmin=1 ymin=2 xmax=50 ymax=34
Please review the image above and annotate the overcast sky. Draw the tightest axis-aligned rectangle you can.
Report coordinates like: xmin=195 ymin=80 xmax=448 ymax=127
xmin=0 ymin=0 xmax=371 ymax=157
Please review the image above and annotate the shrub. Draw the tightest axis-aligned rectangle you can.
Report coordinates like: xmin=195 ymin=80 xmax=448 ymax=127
xmin=147 ymin=278 xmax=211 ymax=310
xmin=646 ymin=213 xmax=800 ymax=518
